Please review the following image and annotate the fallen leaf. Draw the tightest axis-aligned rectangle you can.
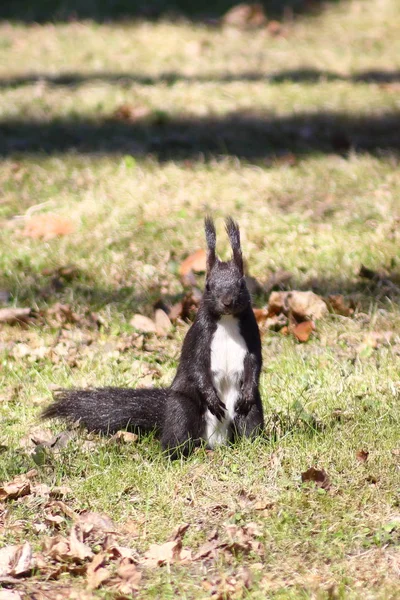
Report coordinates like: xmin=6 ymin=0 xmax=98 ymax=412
xmin=68 ymin=525 xmax=94 ymax=561
xmin=291 ymin=320 xmax=315 ymax=343
xmin=0 ymin=542 xmax=33 ymax=577
xmin=23 ymin=214 xmax=74 ymax=239
xmin=154 ymin=308 xmax=172 ymax=336
xmin=266 ymin=20 xmax=283 ymax=36
xmin=268 ymin=290 xmax=328 ymax=321
xmin=109 ymin=431 xmax=139 ymax=444
xmin=326 ymin=294 xmax=355 ymax=317
xmin=0 ymin=474 xmax=31 ymax=501
xmin=301 ymin=467 xmax=330 ymax=490
xmin=168 ymin=301 xmax=183 ymax=321
xmin=114 ymin=104 xmax=151 ymax=122
xmin=143 ymin=523 xmax=191 ymax=567
xmin=86 ymin=553 xmax=110 ymax=590
xmin=357 ymin=331 xmax=394 ymax=356
xmin=76 ymin=512 xmax=116 ymax=535
xmin=179 ymin=249 xmax=207 ymax=277
xmin=222 ymin=3 xmax=267 ymax=27
xmin=115 ymin=560 xmax=142 ymax=594
xmin=0 ymin=307 xmax=32 ymax=325
xmin=130 ymin=314 xmax=156 ymax=333
xmin=253 ymin=308 xmax=269 ymax=325
xmin=356 ymin=449 xmax=369 ymax=463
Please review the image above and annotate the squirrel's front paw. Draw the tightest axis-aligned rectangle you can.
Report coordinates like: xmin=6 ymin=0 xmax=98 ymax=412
xmin=235 ymin=393 xmax=253 ymax=416
xmin=207 ymin=396 xmax=226 ymax=421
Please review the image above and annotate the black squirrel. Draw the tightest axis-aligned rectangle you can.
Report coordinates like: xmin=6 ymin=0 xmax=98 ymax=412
xmin=42 ymin=217 xmax=264 ymax=458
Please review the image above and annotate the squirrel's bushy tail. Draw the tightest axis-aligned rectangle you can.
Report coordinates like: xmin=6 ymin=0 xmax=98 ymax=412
xmin=42 ymin=387 xmax=168 ymax=435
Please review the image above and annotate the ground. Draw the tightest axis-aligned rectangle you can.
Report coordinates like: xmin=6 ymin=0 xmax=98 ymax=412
xmin=1 ymin=0 xmax=400 ymax=598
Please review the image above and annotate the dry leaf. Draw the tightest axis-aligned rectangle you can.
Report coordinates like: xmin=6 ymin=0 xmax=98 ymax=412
xmin=130 ymin=314 xmax=156 ymax=333
xmin=179 ymin=249 xmax=207 ymax=277
xmin=291 ymin=320 xmax=315 ymax=343
xmin=143 ymin=523 xmax=191 ymax=567
xmin=23 ymin=214 xmax=74 ymax=239
xmin=356 ymin=449 xmax=369 ymax=463
xmin=326 ymin=294 xmax=355 ymax=317
xmin=301 ymin=467 xmax=330 ymax=490
xmin=115 ymin=560 xmax=142 ymax=594
xmin=69 ymin=525 xmax=94 ymax=561
xmin=168 ymin=302 xmax=183 ymax=322
xmin=0 ymin=474 xmax=31 ymax=501
xmin=0 ymin=542 xmax=33 ymax=577
xmin=0 ymin=307 xmax=32 ymax=325
xmin=268 ymin=291 xmax=328 ymax=321
xmin=114 ymin=104 xmax=151 ymax=122
xmin=76 ymin=512 xmax=115 ymax=535
xmin=253 ymin=308 xmax=269 ymax=326
xmin=109 ymin=431 xmax=139 ymax=444
xmin=154 ymin=308 xmax=172 ymax=336
xmin=86 ymin=553 xmax=110 ymax=590
xmin=222 ymin=3 xmax=267 ymax=27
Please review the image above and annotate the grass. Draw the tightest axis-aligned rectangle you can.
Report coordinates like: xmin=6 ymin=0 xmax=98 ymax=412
xmin=1 ymin=0 xmax=400 ymax=597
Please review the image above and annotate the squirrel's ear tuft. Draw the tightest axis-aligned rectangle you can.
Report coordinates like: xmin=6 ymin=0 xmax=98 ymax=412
xmin=204 ymin=216 xmax=216 ymax=271
xmin=225 ymin=217 xmax=243 ymax=274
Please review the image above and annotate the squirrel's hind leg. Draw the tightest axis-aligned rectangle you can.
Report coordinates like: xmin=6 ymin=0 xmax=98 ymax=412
xmin=161 ymin=392 xmax=204 ymax=459
xmin=232 ymin=394 xmax=264 ymax=440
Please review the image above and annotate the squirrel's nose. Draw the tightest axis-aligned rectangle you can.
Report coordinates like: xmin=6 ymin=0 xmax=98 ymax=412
xmin=222 ymin=297 xmax=233 ymax=307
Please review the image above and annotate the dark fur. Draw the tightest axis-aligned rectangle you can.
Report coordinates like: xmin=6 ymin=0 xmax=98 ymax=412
xmin=42 ymin=217 xmax=264 ymax=458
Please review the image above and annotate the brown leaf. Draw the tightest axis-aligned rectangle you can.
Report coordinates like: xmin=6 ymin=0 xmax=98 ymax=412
xmin=326 ymin=294 xmax=355 ymax=317
xmin=114 ymin=104 xmax=151 ymax=122
xmin=222 ymin=3 xmax=267 ymax=27
xmin=109 ymin=431 xmax=139 ymax=444
xmin=0 ymin=542 xmax=33 ymax=577
xmin=43 ymin=534 xmax=71 ymax=561
xmin=69 ymin=525 xmax=94 ymax=561
xmin=0 ymin=474 xmax=31 ymax=501
xmin=130 ymin=314 xmax=156 ymax=333
xmin=0 ymin=307 xmax=32 ymax=325
xmin=154 ymin=308 xmax=172 ymax=336
xmin=76 ymin=512 xmax=116 ymax=535
xmin=301 ymin=467 xmax=330 ymax=490
xmin=356 ymin=449 xmax=369 ymax=463
xmin=143 ymin=523 xmax=191 ymax=567
xmin=168 ymin=302 xmax=183 ymax=322
xmin=86 ymin=553 xmax=111 ymax=590
xmin=253 ymin=308 xmax=269 ymax=325
xmin=179 ymin=249 xmax=207 ymax=277
xmin=266 ymin=20 xmax=284 ymax=36
xmin=268 ymin=290 xmax=328 ymax=321
xmin=115 ymin=560 xmax=142 ymax=594
xmin=291 ymin=320 xmax=315 ymax=343
xmin=23 ymin=214 xmax=74 ymax=239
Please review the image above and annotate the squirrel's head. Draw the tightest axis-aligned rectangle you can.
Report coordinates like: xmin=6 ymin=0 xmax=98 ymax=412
xmin=203 ymin=216 xmax=251 ymax=317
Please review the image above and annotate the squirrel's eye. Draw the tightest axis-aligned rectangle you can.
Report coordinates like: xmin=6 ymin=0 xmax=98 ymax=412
xmin=205 ymin=282 xmax=210 ymax=291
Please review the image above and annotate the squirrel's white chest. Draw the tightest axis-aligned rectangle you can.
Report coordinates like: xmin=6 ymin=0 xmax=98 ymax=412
xmin=206 ymin=315 xmax=247 ymax=447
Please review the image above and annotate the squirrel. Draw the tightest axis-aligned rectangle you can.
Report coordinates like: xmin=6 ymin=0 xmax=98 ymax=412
xmin=42 ymin=217 xmax=264 ymax=458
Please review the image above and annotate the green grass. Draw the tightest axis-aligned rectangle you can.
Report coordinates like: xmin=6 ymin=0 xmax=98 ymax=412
xmin=1 ymin=0 xmax=400 ymax=598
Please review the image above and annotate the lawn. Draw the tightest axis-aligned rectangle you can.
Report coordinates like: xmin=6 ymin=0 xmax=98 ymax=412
xmin=1 ymin=0 xmax=400 ymax=598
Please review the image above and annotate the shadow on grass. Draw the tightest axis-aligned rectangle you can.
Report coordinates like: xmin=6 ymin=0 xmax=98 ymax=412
xmin=4 ymin=260 xmax=399 ymax=316
xmin=1 ymin=110 xmax=400 ymax=160
xmin=0 ymin=0 xmax=344 ymax=23
xmin=2 ymin=68 xmax=400 ymax=90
